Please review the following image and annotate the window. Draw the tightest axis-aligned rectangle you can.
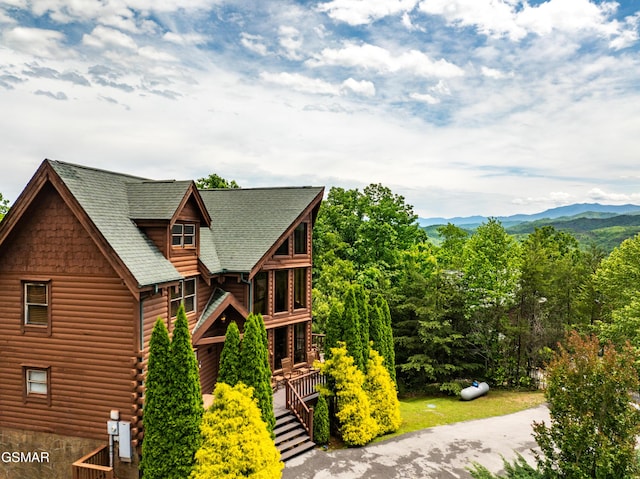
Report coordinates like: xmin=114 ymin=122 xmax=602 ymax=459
xmin=275 ymin=238 xmax=289 ymax=256
xmin=294 ymin=223 xmax=308 ymax=255
xmin=23 ymin=282 xmax=50 ymax=330
xmin=294 ymin=268 xmax=307 ymax=309
xmin=23 ymin=366 xmax=50 ymax=404
xmin=170 ymin=278 xmax=197 ymax=317
xmin=274 ymin=270 xmax=288 ymax=313
xmin=253 ymin=272 xmax=268 ymax=315
xmin=172 ymin=223 xmax=196 ymax=247
xmin=294 ymin=323 xmax=306 ymax=364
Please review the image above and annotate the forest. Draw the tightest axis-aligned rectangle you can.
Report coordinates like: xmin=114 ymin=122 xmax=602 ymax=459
xmin=312 ymin=184 xmax=640 ymax=394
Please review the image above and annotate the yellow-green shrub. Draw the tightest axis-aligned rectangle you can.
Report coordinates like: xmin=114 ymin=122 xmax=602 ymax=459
xmin=190 ymin=383 xmax=283 ymax=479
xmin=319 ymin=343 xmax=378 ymax=446
xmin=365 ymin=349 xmax=401 ymax=435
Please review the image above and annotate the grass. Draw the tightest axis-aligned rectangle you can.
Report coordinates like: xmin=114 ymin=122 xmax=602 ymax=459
xmin=376 ymin=389 xmax=546 ymax=442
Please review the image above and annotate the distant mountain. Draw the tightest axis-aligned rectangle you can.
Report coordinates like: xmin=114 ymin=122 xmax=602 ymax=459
xmin=419 ymin=203 xmax=640 ymax=227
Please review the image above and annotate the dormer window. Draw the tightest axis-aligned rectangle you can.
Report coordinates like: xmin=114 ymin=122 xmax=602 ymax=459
xmin=172 ymin=223 xmax=196 ymax=248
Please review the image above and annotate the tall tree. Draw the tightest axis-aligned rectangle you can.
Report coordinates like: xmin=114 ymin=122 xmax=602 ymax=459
xmin=196 ymin=173 xmax=240 ymax=189
xmin=218 ymin=321 xmax=241 ymax=386
xmin=341 ymin=284 xmax=366 ymax=372
xmin=462 ymin=218 xmax=520 ymax=382
xmin=239 ymin=314 xmax=275 ymax=436
xmin=169 ymin=304 xmax=204 ymax=478
xmin=191 ymin=382 xmax=283 ymax=479
xmin=533 ymin=332 xmax=640 ymax=479
xmin=141 ymin=319 xmax=173 ymax=479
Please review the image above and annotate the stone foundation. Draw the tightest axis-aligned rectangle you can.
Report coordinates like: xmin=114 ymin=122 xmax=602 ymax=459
xmin=0 ymin=427 xmax=139 ymax=479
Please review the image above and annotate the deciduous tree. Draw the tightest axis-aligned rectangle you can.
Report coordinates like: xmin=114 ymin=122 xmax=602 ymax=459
xmin=533 ymin=332 xmax=640 ymax=479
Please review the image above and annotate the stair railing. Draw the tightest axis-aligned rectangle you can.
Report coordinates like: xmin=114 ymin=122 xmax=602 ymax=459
xmin=284 ymin=369 xmax=326 ymax=442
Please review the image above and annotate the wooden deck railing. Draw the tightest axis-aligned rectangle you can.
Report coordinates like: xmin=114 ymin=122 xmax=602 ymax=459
xmin=71 ymin=445 xmax=115 ymax=479
xmin=284 ymin=369 xmax=326 ymax=442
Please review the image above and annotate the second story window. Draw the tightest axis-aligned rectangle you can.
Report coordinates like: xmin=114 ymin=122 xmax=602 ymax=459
xmin=24 ymin=282 xmax=50 ymax=328
xmin=172 ymin=223 xmax=196 ymax=248
xmin=171 ymin=278 xmax=197 ymax=317
xmin=294 ymin=223 xmax=308 ymax=255
xmin=253 ymin=272 xmax=268 ymax=315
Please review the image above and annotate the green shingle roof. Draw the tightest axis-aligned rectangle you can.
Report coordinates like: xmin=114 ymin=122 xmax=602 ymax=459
xmin=47 ymin=160 xmax=322 ymax=287
xmin=199 ymin=187 xmax=323 ymax=273
xmin=127 ymin=181 xmax=193 ymax=220
xmin=49 ymin=160 xmax=184 ymax=287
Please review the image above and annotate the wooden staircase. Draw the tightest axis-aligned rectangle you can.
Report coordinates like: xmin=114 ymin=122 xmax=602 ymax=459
xmin=275 ymin=408 xmax=315 ymax=462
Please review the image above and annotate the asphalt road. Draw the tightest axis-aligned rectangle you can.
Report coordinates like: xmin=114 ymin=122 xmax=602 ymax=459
xmin=283 ymin=404 xmax=550 ymax=479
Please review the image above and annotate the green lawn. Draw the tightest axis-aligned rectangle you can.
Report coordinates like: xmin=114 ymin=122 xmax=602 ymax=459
xmin=377 ymin=389 xmax=546 ymax=442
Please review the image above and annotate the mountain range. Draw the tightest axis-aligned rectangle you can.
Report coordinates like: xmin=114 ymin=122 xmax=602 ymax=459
xmin=419 ymin=203 xmax=640 ymax=227
xmin=420 ymin=203 xmax=640 ymax=252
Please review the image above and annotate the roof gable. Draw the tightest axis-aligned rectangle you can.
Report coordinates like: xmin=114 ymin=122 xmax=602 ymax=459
xmin=198 ymin=186 xmax=324 ymax=275
xmin=47 ymin=160 xmax=183 ymax=288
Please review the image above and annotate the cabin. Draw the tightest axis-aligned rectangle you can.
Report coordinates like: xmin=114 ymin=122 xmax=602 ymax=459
xmin=0 ymin=159 xmax=323 ymax=478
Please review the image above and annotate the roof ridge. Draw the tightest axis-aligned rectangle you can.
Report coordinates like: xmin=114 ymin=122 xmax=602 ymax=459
xmin=47 ymin=159 xmax=150 ymax=182
xmin=198 ymin=186 xmax=321 ymax=192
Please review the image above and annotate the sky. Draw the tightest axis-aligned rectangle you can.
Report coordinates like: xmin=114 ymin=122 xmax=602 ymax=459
xmin=1 ymin=0 xmax=639 ymax=219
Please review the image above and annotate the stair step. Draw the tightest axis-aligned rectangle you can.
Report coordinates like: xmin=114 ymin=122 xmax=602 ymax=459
xmin=277 ymin=433 xmax=313 ymax=452
xmin=274 ymin=420 xmax=300 ymax=437
xmin=275 ymin=426 xmax=307 ymax=445
xmin=279 ymin=440 xmax=316 ymax=462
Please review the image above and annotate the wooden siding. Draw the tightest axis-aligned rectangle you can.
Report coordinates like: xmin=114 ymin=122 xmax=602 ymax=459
xmin=0 ymin=185 xmax=137 ymax=440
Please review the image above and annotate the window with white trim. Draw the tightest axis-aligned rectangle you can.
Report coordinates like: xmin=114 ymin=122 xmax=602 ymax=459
xmin=23 ymin=366 xmax=50 ymax=405
xmin=24 ymin=282 xmax=50 ymax=327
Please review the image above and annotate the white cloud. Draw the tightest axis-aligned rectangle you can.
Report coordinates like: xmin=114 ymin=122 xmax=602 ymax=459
xmin=418 ymin=0 xmax=637 ymax=46
xmin=342 ymin=77 xmax=376 ymax=96
xmin=481 ymin=66 xmax=511 ymax=79
xmin=512 ymin=192 xmax=574 ymax=206
xmin=2 ymin=27 xmax=67 ymax=58
xmin=240 ymin=32 xmax=268 ymax=56
xmin=278 ymin=26 xmax=303 ymax=60
xmin=318 ymin=0 xmax=419 ymax=26
xmin=138 ymin=46 xmax=178 ymax=62
xmin=410 ymin=92 xmax=439 ymax=104
xmin=259 ymin=71 xmax=375 ymax=97
xmin=82 ymin=26 xmax=138 ymax=50
xmin=587 ymin=188 xmax=640 ymax=203
xmin=163 ymin=32 xmax=208 ymax=46
xmin=306 ymin=42 xmax=464 ymax=78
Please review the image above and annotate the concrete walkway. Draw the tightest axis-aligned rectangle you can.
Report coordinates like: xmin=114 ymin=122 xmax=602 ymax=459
xmin=282 ymin=405 xmax=550 ymax=479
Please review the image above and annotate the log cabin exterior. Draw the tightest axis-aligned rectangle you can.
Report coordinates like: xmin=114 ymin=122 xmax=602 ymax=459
xmin=0 ymin=159 xmax=323 ymax=475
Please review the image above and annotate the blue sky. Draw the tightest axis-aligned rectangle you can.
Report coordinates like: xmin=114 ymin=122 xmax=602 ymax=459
xmin=1 ymin=0 xmax=639 ymax=218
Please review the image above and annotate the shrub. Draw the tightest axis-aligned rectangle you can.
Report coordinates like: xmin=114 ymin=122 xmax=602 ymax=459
xmin=218 ymin=321 xmax=241 ymax=386
xmin=364 ymin=349 xmax=401 ymax=436
xmin=468 ymin=454 xmax=541 ymax=479
xmin=239 ymin=314 xmax=275 ymax=436
xmin=313 ymin=394 xmax=330 ymax=445
xmin=533 ymin=331 xmax=640 ymax=479
xmin=318 ymin=343 xmax=378 ymax=446
xmin=191 ymin=383 xmax=283 ymax=479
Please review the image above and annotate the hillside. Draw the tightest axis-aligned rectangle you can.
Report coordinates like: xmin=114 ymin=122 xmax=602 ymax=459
xmin=423 ymin=204 xmax=640 ymax=252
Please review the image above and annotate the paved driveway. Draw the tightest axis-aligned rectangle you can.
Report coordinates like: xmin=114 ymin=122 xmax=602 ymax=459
xmin=283 ymin=405 xmax=550 ymax=479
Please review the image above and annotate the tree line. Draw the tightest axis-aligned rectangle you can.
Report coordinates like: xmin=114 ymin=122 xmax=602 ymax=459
xmin=313 ymin=184 xmax=640 ymax=393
